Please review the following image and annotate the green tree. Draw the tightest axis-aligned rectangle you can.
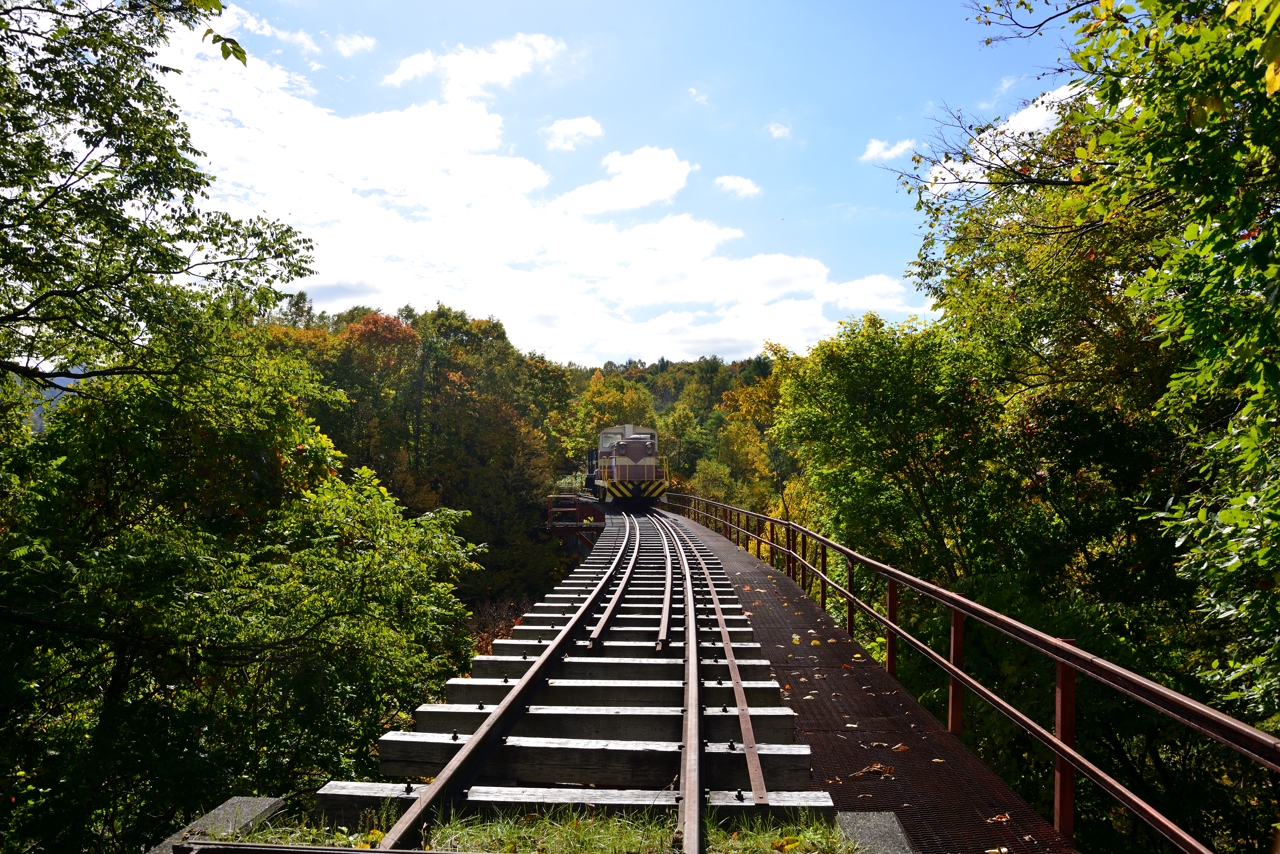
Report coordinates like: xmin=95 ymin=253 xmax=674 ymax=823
xmin=273 ymin=302 xmax=572 ymax=602
xmin=942 ymin=0 xmax=1280 ymax=718
xmin=0 ymin=340 xmax=475 ymax=854
xmin=0 ymin=7 xmax=479 ymax=852
xmin=555 ymin=370 xmax=658 ymax=462
xmin=0 ymin=0 xmax=309 ymax=387
xmin=769 ymin=313 xmax=1262 ymax=851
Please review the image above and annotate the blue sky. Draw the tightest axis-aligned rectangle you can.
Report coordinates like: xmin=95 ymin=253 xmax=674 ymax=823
xmin=162 ymin=2 xmax=1067 ymax=364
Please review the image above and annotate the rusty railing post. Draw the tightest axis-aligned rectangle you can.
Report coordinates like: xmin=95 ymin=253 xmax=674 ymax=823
xmin=783 ymin=527 xmax=793 ymax=581
xmin=798 ymin=529 xmax=804 ymax=585
xmin=755 ymin=516 xmax=762 ymax=558
xmin=769 ymin=521 xmax=776 ymax=570
xmin=948 ymin=607 xmax=964 ymax=736
xmin=887 ymin=579 xmax=898 ymax=676
xmin=1056 ymin=639 xmax=1077 ymax=843
xmin=845 ymin=556 xmax=854 ymax=634
xmin=781 ymin=525 xmax=788 ymax=577
xmin=820 ymin=543 xmax=827 ymax=612
xmin=782 ymin=525 xmax=788 ymax=577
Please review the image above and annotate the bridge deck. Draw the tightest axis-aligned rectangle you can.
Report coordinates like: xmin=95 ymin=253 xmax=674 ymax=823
xmin=666 ymin=511 xmax=1076 ymax=854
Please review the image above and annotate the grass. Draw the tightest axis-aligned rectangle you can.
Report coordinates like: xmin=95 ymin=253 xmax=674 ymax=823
xmin=432 ymin=809 xmax=858 ymax=853
xmin=229 ymin=805 xmax=859 ymax=853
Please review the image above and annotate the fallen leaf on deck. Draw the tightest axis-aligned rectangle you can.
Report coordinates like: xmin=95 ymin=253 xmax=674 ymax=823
xmin=892 ymin=744 xmax=910 ymax=752
xmin=853 ymin=763 xmax=895 ymax=777
xmin=870 ymin=742 xmax=889 ymax=748
xmin=986 ymin=814 xmax=1011 ymax=824
xmin=931 ymin=759 xmax=945 ymax=763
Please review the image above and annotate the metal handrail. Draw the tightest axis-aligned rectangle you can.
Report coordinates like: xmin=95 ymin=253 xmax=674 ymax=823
xmin=667 ymin=493 xmax=1280 ymax=854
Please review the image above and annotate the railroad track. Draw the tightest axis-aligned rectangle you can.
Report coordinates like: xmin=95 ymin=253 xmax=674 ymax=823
xmin=316 ymin=510 xmax=832 ymax=852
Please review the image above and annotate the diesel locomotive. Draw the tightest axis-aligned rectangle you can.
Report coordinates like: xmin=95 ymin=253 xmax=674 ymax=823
xmin=586 ymin=424 xmax=669 ymax=503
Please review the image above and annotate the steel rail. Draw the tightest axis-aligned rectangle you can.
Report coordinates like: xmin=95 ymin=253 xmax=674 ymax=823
xmin=668 ymin=496 xmax=1262 ymax=854
xmin=673 ymin=516 xmax=702 ymax=854
xmin=655 ymin=516 xmax=676 ymax=651
xmin=587 ymin=514 xmax=643 ymax=648
xmin=379 ymin=513 xmax=639 ymax=850
xmin=662 ymin=516 xmax=768 ymax=806
xmin=671 ymin=495 xmax=1280 ymax=774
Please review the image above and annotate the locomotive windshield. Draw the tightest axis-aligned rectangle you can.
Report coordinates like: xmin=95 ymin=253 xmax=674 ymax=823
xmin=597 ymin=424 xmax=656 ymax=451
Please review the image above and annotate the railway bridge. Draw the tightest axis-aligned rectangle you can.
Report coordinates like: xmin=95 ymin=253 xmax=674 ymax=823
xmin=167 ymin=496 xmax=1280 ymax=854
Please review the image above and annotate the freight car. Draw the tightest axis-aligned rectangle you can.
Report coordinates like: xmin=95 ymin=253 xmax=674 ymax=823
xmin=586 ymin=424 xmax=669 ymax=503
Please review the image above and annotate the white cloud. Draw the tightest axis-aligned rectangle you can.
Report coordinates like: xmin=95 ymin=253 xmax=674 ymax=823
xmin=234 ymin=8 xmax=320 ymax=54
xmin=766 ymin=122 xmax=791 ymax=139
xmin=928 ymin=84 xmax=1076 ymax=190
xmin=382 ymin=33 xmax=563 ymax=101
xmin=689 ymin=88 xmax=709 ymax=105
xmin=382 ymin=51 xmax=436 ymax=87
xmin=334 ymin=34 xmax=377 ymax=57
xmin=158 ymin=24 xmax=929 ymax=364
xmin=309 ymin=61 xmax=325 ymax=72
xmin=555 ymin=147 xmax=693 ymax=214
xmin=859 ymin=138 xmax=915 ymax=162
xmin=715 ymin=175 xmax=761 ymax=199
xmin=544 ymin=116 xmax=603 ymax=151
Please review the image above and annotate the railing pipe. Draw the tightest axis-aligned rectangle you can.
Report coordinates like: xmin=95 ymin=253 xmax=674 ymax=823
xmin=665 ymin=494 xmax=1275 ymax=854
xmin=674 ymin=496 xmax=1279 ymax=775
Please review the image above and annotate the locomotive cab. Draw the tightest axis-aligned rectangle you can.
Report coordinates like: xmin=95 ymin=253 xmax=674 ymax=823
xmin=590 ymin=424 xmax=668 ymax=503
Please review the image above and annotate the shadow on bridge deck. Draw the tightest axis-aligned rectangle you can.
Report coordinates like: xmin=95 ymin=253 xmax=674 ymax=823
xmin=667 ymin=511 xmax=1077 ymax=854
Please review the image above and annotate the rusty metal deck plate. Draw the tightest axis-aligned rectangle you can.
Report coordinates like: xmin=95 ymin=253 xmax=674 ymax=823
xmin=666 ymin=513 xmax=1077 ymax=854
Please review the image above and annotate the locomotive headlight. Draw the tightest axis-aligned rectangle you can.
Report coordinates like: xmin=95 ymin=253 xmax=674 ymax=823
xmin=616 ymin=442 xmax=628 ymax=454
xmin=645 ymin=441 xmax=656 ymax=455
